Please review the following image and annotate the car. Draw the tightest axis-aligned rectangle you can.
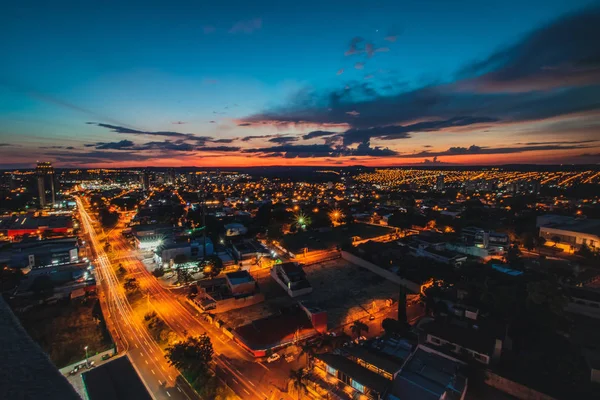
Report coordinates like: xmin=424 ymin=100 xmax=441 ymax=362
xmin=266 ymin=353 xmax=281 ymax=363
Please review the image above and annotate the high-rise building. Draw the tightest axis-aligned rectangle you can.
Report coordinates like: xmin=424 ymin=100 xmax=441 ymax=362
xmin=435 ymin=174 xmax=445 ymax=191
xmin=140 ymin=170 xmax=151 ymax=191
xmin=36 ymin=161 xmax=56 ymax=208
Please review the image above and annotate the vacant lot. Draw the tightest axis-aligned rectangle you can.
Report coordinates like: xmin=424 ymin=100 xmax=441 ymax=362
xmin=281 ymin=223 xmax=395 ymax=253
xmin=220 ymin=258 xmax=400 ymax=331
xmin=14 ymin=297 xmax=112 ymax=368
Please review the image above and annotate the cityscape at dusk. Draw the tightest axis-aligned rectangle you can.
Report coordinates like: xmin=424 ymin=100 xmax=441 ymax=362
xmin=1 ymin=2 xmax=600 ymax=400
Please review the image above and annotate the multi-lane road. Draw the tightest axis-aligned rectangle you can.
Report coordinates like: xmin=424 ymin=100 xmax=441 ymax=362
xmin=78 ymin=196 xmax=292 ymax=399
xmin=77 ymin=197 xmax=196 ymax=400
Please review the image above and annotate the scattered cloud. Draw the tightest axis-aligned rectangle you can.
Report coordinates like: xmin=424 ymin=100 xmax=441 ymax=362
xmin=268 ymin=136 xmax=299 ymax=144
xmin=203 ymin=25 xmax=216 ymax=34
xmin=95 ymin=140 xmax=135 ymax=150
xmin=457 ymin=6 xmax=600 ymax=93
xmin=243 ymin=142 xmax=397 ymax=158
xmin=241 ymin=134 xmax=277 ymax=142
xmin=354 ymin=62 xmax=365 ymax=70
xmin=199 ymin=146 xmax=241 ymax=152
xmin=87 ymin=122 xmax=212 ymax=144
xmin=384 ymin=35 xmax=398 ymax=42
xmin=365 ymin=43 xmax=389 ymax=58
xmin=396 ymin=143 xmax=592 ymax=158
xmin=202 ymin=78 xmax=219 ymax=85
xmin=337 ymin=69 xmax=344 ymax=75
xmin=229 ymin=18 xmax=262 ymax=34
xmin=172 ymin=121 xmax=187 ymax=125
xmin=301 ymin=130 xmax=338 ymax=140
xmin=242 ymin=7 xmax=600 ymax=154
xmin=344 ymin=37 xmax=364 ymax=56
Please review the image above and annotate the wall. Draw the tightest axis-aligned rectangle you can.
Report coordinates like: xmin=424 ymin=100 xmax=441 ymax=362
xmin=340 ymin=251 xmax=420 ymax=293
xmin=484 ymin=371 xmax=557 ymax=400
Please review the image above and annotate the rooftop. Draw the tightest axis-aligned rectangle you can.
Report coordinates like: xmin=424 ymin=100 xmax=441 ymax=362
xmin=233 ymin=305 xmax=316 ymax=350
xmin=421 ymin=318 xmax=500 ymax=355
xmin=315 ymin=353 xmax=391 ymax=394
xmin=390 ymin=347 xmax=466 ymax=400
xmin=225 ymin=270 xmax=255 ymax=285
xmin=0 ymin=296 xmax=79 ymax=400
xmin=82 ymin=355 xmax=152 ymax=400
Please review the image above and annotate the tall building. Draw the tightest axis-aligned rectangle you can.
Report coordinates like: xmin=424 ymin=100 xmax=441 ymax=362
xmin=140 ymin=170 xmax=151 ymax=191
xmin=36 ymin=161 xmax=56 ymax=208
xmin=435 ymin=174 xmax=445 ymax=191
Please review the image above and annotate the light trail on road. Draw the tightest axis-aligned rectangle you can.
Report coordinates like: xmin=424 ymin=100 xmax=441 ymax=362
xmin=77 ymin=197 xmax=196 ymax=400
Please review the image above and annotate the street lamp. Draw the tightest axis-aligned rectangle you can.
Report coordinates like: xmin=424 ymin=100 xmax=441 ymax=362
xmin=84 ymin=346 xmax=89 ymax=367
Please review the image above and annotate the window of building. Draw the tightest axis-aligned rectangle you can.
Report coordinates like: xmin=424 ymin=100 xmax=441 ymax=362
xmin=326 ymin=365 xmax=337 ymax=376
xmin=351 ymin=380 xmax=365 ymax=393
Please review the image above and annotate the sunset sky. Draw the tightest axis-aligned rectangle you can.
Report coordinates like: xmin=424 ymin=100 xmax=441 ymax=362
xmin=1 ymin=0 xmax=599 ymax=168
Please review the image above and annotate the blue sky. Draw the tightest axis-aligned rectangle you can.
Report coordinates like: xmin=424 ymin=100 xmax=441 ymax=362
xmin=1 ymin=0 xmax=599 ymax=167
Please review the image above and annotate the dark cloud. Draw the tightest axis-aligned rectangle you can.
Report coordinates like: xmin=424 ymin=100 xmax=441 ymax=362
xmin=39 ymin=145 xmax=67 ymax=149
xmin=342 ymin=116 xmax=497 ymax=145
xmin=45 ymin=150 xmax=148 ymax=162
xmin=396 ymin=143 xmax=592 ymax=158
xmin=88 ymin=122 xmax=212 ymax=143
xmin=517 ymin=140 xmax=598 ymax=145
xmin=134 ymin=141 xmax=195 ymax=152
xmin=238 ymin=123 xmax=252 ymax=126
xmin=243 ymin=7 xmax=600 ymax=147
xmin=95 ymin=140 xmax=135 ymax=150
xmin=268 ymin=136 xmax=299 ymax=144
xmin=352 ymin=142 xmax=397 ymax=156
xmin=199 ymin=146 xmax=241 ymax=152
xmin=172 ymin=121 xmax=187 ymax=125
xmin=66 ymin=146 xmax=75 ymax=150
xmin=211 ymin=138 xmax=235 ymax=144
xmin=243 ymin=143 xmax=397 ymax=158
xmin=241 ymin=134 xmax=277 ymax=142
xmin=458 ymin=6 xmax=600 ymax=92
xmin=301 ymin=130 xmax=338 ymax=140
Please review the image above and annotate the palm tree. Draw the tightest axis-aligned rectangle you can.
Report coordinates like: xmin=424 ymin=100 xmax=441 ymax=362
xmin=297 ymin=343 xmax=314 ymax=368
xmin=350 ymin=320 xmax=369 ymax=339
xmin=289 ymin=368 xmax=307 ymax=400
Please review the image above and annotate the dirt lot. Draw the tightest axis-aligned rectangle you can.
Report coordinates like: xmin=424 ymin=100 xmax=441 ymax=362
xmin=219 ymin=258 xmax=401 ymax=331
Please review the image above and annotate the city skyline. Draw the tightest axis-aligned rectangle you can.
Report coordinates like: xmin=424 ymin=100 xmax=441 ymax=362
xmin=1 ymin=1 xmax=600 ymax=168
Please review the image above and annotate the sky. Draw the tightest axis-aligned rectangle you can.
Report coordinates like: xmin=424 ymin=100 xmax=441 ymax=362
xmin=1 ymin=0 xmax=599 ymax=168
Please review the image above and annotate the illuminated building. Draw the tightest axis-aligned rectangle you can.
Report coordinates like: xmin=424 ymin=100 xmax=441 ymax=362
xmin=36 ymin=161 xmax=56 ymax=207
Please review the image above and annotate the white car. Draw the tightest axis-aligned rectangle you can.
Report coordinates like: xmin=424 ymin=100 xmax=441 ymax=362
xmin=266 ymin=353 xmax=281 ymax=363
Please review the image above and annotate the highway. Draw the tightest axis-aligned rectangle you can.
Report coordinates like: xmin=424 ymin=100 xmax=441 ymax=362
xmin=77 ymin=197 xmax=197 ymax=400
xmin=78 ymin=196 xmax=292 ymax=399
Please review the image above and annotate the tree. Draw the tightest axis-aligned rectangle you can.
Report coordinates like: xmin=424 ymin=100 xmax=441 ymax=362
xmin=350 ymin=320 xmax=369 ymax=339
xmin=176 ymin=268 xmax=193 ymax=284
xmin=297 ymin=343 xmax=314 ymax=367
xmin=165 ymin=334 xmax=213 ymax=377
xmin=152 ymin=267 xmax=165 ymax=278
xmin=123 ymin=277 xmax=140 ymax=293
xmin=289 ymin=368 xmax=307 ymax=400
xmin=201 ymin=255 xmax=223 ymax=279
